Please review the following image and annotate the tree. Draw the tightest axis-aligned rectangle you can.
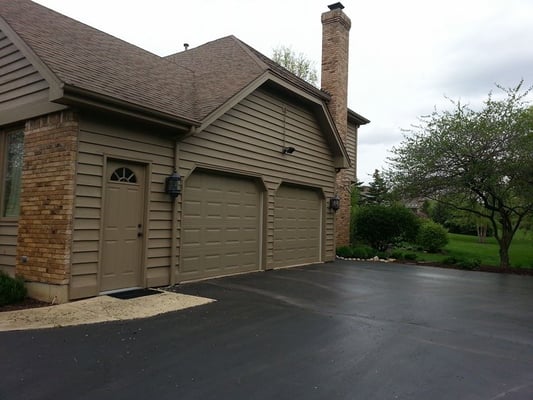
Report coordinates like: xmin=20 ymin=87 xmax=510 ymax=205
xmin=272 ymin=46 xmax=318 ymax=86
xmin=361 ymin=169 xmax=390 ymax=205
xmin=389 ymin=82 xmax=533 ymax=267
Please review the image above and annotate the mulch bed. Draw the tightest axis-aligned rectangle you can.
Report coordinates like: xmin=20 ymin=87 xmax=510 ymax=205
xmin=0 ymin=297 xmax=52 ymax=313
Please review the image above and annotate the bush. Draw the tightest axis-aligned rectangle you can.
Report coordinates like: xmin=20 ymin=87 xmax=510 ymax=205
xmin=336 ymin=245 xmax=377 ymax=259
xmin=457 ymin=258 xmax=481 ymax=270
xmin=351 ymin=245 xmax=375 ymax=259
xmin=416 ymin=220 xmax=449 ymax=253
xmin=336 ymin=246 xmax=353 ymax=258
xmin=442 ymin=256 xmax=459 ymax=265
xmin=0 ymin=271 xmax=27 ymax=306
xmin=390 ymin=250 xmax=404 ymax=259
xmin=353 ymin=205 xmax=420 ymax=251
xmin=403 ymin=252 xmax=418 ymax=261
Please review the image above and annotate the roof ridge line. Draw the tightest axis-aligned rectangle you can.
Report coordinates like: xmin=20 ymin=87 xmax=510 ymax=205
xmin=228 ymin=36 xmax=269 ymax=71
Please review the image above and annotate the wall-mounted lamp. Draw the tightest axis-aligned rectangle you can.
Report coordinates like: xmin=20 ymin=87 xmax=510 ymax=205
xmin=165 ymin=170 xmax=182 ymax=199
xmin=282 ymin=146 xmax=296 ymax=154
xmin=329 ymin=194 xmax=340 ymax=212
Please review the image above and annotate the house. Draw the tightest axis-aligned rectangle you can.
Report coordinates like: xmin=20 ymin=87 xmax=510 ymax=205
xmin=0 ymin=0 xmax=369 ymax=302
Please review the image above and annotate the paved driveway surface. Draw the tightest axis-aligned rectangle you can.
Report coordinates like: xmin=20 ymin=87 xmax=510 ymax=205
xmin=2 ymin=261 xmax=533 ymax=400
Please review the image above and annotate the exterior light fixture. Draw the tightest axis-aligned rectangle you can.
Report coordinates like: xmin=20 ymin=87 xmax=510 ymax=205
xmin=329 ymin=194 xmax=340 ymax=212
xmin=165 ymin=170 xmax=182 ymax=199
xmin=282 ymin=146 xmax=295 ymax=154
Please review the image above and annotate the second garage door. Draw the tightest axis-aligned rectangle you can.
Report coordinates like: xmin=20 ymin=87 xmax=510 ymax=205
xmin=180 ymin=171 xmax=261 ymax=281
xmin=273 ymin=185 xmax=322 ymax=268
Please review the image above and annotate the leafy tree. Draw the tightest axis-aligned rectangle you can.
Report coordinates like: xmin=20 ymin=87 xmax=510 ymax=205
xmin=353 ymin=205 xmax=420 ymax=251
xmin=389 ymin=82 xmax=533 ymax=267
xmin=272 ymin=46 xmax=318 ymax=86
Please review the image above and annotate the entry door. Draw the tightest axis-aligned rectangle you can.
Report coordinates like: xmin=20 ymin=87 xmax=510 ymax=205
xmin=101 ymin=160 xmax=145 ymax=292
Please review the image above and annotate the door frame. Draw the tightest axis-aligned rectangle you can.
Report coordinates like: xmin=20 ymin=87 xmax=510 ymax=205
xmin=98 ymin=155 xmax=151 ymax=293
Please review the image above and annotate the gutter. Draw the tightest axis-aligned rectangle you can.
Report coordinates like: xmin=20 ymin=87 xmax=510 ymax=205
xmin=53 ymin=84 xmax=201 ymax=131
xmin=348 ymin=108 xmax=370 ymax=126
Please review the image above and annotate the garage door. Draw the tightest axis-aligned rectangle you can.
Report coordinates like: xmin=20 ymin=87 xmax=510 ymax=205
xmin=273 ymin=185 xmax=322 ymax=268
xmin=181 ymin=171 xmax=261 ymax=281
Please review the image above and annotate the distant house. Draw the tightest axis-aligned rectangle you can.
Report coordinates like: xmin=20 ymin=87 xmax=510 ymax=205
xmin=0 ymin=1 xmax=368 ymax=302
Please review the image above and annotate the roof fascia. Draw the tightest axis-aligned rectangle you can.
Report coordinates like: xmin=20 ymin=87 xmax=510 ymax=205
xmin=348 ymin=108 xmax=370 ymax=125
xmin=0 ymin=16 xmax=64 ymax=100
xmin=315 ymin=102 xmax=351 ymax=169
xmin=60 ymin=84 xmax=199 ymax=132
xmin=267 ymin=75 xmax=350 ymax=168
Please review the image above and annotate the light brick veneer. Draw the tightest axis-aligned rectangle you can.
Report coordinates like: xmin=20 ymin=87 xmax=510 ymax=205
xmin=321 ymin=5 xmax=352 ymax=247
xmin=15 ymin=110 xmax=78 ymax=302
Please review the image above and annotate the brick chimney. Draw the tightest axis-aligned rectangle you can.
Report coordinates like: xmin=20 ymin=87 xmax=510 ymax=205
xmin=321 ymin=2 xmax=352 ymax=247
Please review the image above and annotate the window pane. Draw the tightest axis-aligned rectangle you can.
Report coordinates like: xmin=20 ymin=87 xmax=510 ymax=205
xmin=3 ymin=130 xmax=24 ymax=217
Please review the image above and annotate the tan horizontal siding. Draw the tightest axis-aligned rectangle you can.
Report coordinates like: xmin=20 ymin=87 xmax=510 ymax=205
xmin=347 ymin=122 xmax=357 ymax=181
xmin=0 ymin=30 xmax=49 ymax=110
xmin=0 ymin=222 xmax=17 ymax=274
xmin=71 ymin=115 xmax=175 ymax=298
xmin=179 ymin=88 xmax=337 ymax=269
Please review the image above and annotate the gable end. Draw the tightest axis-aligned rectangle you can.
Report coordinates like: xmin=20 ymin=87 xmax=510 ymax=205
xmin=0 ymin=22 xmax=66 ymax=125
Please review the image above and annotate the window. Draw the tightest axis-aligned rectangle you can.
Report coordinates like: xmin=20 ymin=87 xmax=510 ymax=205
xmin=110 ymin=167 xmax=137 ymax=183
xmin=1 ymin=128 xmax=24 ymax=218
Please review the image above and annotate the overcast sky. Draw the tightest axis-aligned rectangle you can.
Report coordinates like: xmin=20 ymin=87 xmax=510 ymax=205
xmin=34 ymin=0 xmax=533 ymax=183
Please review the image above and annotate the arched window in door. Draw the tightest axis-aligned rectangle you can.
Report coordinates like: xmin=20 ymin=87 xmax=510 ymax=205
xmin=110 ymin=167 xmax=137 ymax=183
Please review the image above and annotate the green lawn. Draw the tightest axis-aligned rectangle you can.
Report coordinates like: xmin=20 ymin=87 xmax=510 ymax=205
xmin=415 ymin=232 xmax=533 ymax=269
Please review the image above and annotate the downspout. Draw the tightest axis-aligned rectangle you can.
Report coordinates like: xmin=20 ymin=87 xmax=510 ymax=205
xmin=169 ymin=140 xmax=180 ymax=286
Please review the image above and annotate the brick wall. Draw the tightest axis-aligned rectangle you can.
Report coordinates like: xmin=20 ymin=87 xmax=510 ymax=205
xmin=15 ymin=110 xmax=78 ymax=286
xmin=321 ymin=5 xmax=352 ymax=247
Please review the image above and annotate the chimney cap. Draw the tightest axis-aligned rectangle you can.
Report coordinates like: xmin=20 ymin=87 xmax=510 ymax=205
xmin=327 ymin=2 xmax=344 ymax=10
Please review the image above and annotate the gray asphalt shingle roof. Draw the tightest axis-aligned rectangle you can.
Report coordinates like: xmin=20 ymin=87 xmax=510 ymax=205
xmin=1 ymin=0 xmax=337 ymax=124
xmin=1 ymin=0 xmax=196 ymax=120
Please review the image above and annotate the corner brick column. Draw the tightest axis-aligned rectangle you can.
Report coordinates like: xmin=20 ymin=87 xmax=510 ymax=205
xmin=15 ymin=110 xmax=78 ymax=303
xmin=321 ymin=4 xmax=352 ymax=247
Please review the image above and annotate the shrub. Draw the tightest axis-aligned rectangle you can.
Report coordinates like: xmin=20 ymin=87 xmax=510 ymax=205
xmin=336 ymin=246 xmax=353 ymax=258
xmin=351 ymin=245 xmax=376 ymax=259
xmin=353 ymin=205 xmax=420 ymax=251
xmin=336 ymin=245 xmax=377 ymax=259
xmin=416 ymin=220 xmax=449 ymax=253
xmin=390 ymin=250 xmax=404 ymax=259
xmin=403 ymin=252 xmax=418 ymax=261
xmin=442 ymin=256 xmax=459 ymax=265
xmin=376 ymin=251 xmax=389 ymax=259
xmin=0 ymin=271 xmax=27 ymax=306
xmin=457 ymin=258 xmax=481 ymax=270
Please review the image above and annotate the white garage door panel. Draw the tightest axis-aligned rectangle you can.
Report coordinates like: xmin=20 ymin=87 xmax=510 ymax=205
xmin=273 ymin=185 xmax=321 ymax=268
xmin=181 ymin=172 xmax=261 ymax=280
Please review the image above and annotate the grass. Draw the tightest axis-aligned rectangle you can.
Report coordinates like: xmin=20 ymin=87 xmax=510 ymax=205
xmin=413 ymin=232 xmax=533 ymax=269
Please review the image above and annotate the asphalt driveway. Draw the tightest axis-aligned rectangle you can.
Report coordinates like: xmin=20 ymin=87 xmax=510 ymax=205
xmin=2 ymin=261 xmax=533 ymax=399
